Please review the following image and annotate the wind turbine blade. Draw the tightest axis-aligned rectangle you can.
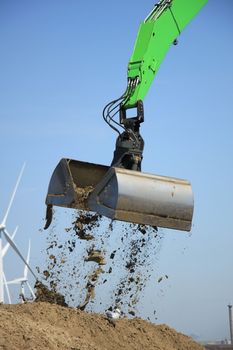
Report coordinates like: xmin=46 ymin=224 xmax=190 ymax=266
xmin=26 ymin=281 xmax=35 ymax=299
xmin=6 ymin=277 xmax=25 ymax=285
xmin=2 ymin=163 xmax=26 ymax=226
xmin=2 ymin=226 xmax=18 ymax=257
xmin=3 ymin=272 xmax=12 ymax=304
xmin=3 ymin=229 xmax=37 ymax=279
xmin=24 ymin=240 xmax=31 ymax=278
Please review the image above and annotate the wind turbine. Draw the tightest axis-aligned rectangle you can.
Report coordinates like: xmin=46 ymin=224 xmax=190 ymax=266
xmin=6 ymin=240 xmax=35 ymax=302
xmin=2 ymin=227 xmax=18 ymax=304
xmin=0 ymin=163 xmax=37 ymax=303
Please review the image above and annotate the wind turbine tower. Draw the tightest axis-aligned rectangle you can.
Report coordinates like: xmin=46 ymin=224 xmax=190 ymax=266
xmin=0 ymin=164 xmax=37 ymax=303
xmin=228 ymin=304 xmax=233 ymax=345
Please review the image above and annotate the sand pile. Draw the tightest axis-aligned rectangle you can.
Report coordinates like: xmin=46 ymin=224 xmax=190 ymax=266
xmin=12 ymin=209 xmax=205 ymax=350
xmin=0 ymin=301 xmax=205 ymax=350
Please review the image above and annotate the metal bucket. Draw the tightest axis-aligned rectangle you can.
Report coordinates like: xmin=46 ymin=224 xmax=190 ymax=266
xmin=46 ymin=158 xmax=194 ymax=231
xmin=88 ymin=167 xmax=193 ymax=231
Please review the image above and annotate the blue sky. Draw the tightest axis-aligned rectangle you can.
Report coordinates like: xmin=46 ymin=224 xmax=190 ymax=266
xmin=0 ymin=0 xmax=233 ymax=342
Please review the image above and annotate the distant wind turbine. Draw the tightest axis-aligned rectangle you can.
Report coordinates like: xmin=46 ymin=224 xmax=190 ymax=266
xmin=0 ymin=163 xmax=37 ymax=303
xmin=1 ymin=227 xmax=18 ymax=304
xmin=6 ymin=240 xmax=35 ymax=302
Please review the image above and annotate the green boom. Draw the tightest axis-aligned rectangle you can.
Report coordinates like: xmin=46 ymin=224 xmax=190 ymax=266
xmin=126 ymin=0 xmax=208 ymax=108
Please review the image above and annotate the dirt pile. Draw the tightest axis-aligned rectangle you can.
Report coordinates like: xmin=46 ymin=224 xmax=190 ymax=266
xmin=0 ymin=302 xmax=205 ymax=350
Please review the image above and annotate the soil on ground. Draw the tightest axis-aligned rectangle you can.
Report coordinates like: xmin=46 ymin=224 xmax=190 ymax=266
xmin=0 ymin=301 xmax=205 ymax=350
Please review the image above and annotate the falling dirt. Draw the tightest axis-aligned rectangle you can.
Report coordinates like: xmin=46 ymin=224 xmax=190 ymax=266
xmin=78 ymin=245 xmax=106 ymax=311
xmin=0 ymin=302 xmax=205 ymax=350
xmin=77 ymin=265 xmax=103 ymax=310
xmin=38 ymin=209 xmax=165 ymax=318
xmin=73 ymin=212 xmax=99 ymax=241
xmin=84 ymin=247 xmax=106 ymax=265
xmin=34 ymin=280 xmax=68 ymax=307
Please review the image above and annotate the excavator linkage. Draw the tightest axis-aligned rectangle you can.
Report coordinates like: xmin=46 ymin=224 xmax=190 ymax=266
xmin=44 ymin=0 xmax=209 ymax=232
xmin=45 ymin=158 xmax=194 ymax=231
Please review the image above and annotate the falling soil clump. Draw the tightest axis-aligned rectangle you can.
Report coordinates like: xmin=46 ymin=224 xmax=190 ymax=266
xmin=34 ymin=281 xmax=68 ymax=307
xmin=85 ymin=246 xmax=106 ymax=265
xmin=73 ymin=212 xmax=100 ymax=241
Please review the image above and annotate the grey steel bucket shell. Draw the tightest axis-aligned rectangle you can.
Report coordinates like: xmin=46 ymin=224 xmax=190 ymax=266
xmin=88 ymin=167 xmax=193 ymax=231
xmin=46 ymin=159 xmax=194 ymax=231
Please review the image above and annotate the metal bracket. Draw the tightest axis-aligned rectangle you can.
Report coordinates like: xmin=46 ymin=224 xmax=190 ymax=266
xmin=120 ymin=100 xmax=144 ymax=126
xmin=110 ymin=100 xmax=144 ymax=171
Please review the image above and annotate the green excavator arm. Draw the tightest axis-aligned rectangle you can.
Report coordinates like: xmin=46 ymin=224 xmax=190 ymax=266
xmin=45 ymin=0 xmax=208 ymax=232
xmin=125 ymin=0 xmax=208 ymax=108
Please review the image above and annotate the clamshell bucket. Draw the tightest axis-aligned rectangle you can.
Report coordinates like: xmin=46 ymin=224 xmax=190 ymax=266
xmin=46 ymin=158 xmax=194 ymax=231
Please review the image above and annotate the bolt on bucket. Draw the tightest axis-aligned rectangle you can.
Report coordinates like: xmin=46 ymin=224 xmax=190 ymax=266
xmin=45 ymin=158 xmax=194 ymax=231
